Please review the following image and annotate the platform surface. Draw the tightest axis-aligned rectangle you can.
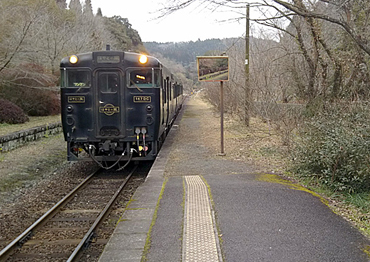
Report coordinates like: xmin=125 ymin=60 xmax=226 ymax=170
xmin=99 ymin=95 xmax=370 ymax=262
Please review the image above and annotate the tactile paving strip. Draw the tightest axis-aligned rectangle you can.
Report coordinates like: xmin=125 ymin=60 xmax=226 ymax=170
xmin=183 ymin=176 xmax=221 ymax=262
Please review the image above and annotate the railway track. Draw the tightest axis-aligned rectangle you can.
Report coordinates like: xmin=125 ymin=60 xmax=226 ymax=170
xmin=0 ymin=163 xmax=148 ymax=262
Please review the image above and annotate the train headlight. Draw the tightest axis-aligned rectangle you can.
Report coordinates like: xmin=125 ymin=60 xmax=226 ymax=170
xmin=139 ymin=55 xmax=148 ymax=64
xmin=69 ymin=55 xmax=78 ymax=64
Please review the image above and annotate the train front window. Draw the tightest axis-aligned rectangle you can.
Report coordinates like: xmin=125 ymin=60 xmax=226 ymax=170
xmin=98 ymin=73 xmax=119 ymax=93
xmin=128 ymin=68 xmax=160 ymax=88
xmin=62 ymin=70 xmax=91 ymax=88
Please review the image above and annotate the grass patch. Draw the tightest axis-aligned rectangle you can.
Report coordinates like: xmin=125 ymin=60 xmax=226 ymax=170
xmin=0 ymin=115 xmax=61 ymax=136
xmin=0 ymin=173 xmax=33 ymax=192
xmin=345 ymin=193 xmax=370 ymax=213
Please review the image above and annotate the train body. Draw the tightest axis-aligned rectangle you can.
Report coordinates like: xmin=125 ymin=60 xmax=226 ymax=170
xmin=60 ymin=49 xmax=183 ymax=167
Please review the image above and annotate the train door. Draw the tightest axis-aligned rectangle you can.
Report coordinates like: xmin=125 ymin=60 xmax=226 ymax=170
xmin=169 ymin=82 xmax=174 ymax=119
xmin=174 ymin=84 xmax=178 ymax=111
xmin=95 ymin=70 xmax=124 ymax=137
xmin=164 ymin=77 xmax=170 ymax=126
xmin=162 ymin=77 xmax=167 ymax=126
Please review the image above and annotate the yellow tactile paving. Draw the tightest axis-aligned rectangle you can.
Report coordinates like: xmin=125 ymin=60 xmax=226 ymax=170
xmin=183 ymin=176 xmax=221 ymax=262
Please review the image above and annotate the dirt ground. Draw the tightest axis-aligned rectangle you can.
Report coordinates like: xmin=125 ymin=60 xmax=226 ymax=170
xmin=187 ymin=92 xmax=288 ymax=173
xmin=0 ymin=133 xmax=67 ymax=203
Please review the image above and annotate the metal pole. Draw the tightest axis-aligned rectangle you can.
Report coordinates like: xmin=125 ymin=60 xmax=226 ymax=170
xmin=245 ymin=4 xmax=251 ymax=126
xmin=219 ymin=81 xmax=225 ymax=156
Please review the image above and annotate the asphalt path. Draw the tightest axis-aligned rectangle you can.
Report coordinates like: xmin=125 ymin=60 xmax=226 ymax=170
xmin=207 ymin=173 xmax=370 ymax=262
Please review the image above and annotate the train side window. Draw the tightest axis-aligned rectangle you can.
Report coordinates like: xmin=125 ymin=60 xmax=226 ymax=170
xmin=99 ymin=73 xmax=119 ymax=93
xmin=64 ymin=70 xmax=91 ymax=88
xmin=128 ymin=68 xmax=160 ymax=88
xmin=154 ymin=69 xmax=161 ymax=87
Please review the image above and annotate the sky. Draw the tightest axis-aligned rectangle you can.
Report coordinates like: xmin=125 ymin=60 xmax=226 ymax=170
xmin=88 ymin=0 xmax=247 ymax=43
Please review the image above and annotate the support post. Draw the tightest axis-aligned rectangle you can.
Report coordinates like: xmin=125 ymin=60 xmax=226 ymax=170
xmin=245 ymin=4 xmax=251 ymax=126
xmin=219 ymin=81 xmax=226 ymax=156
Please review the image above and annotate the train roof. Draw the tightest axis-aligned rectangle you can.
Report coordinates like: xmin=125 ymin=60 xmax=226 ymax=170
xmin=60 ymin=50 xmax=162 ymax=68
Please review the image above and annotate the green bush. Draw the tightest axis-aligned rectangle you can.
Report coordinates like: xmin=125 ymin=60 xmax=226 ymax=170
xmin=291 ymin=103 xmax=370 ymax=193
xmin=0 ymin=98 xmax=29 ymax=124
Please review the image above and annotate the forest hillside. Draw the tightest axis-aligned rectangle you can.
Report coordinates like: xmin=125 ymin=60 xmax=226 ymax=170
xmin=0 ymin=0 xmax=145 ymax=119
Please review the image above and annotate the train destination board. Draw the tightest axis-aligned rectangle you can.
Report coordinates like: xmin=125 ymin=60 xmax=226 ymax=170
xmin=97 ymin=55 xmax=120 ymax=64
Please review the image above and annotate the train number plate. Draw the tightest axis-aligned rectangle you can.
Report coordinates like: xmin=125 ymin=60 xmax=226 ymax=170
xmin=134 ymin=96 xmax=151 ymax=103
xmin=68 ymin=96 xmax=85 ymax=103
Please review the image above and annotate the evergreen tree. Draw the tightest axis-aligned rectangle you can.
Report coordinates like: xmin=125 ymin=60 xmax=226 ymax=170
xmin=84 ymin=0 xmax=93 ymax=16
xmin=97 ymin=7 xmax=102 ymax=17
xmin=56 ymin=0 xmax=67 ymax=9
xmin=104 ymin=16 xmax=145 ymax=52
xmin=69 ymin=0 xmax=82 ymax=13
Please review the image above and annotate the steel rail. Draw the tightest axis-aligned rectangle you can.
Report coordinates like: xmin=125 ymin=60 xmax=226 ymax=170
xmin=0 ymin=169 xmax=99 ymax=262
xmin=67 ymin=164 xmax=138 ymax=262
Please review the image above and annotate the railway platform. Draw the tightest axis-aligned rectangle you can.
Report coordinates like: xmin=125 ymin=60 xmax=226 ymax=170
xmin=98 ymin=95 xmax=370 ymax=262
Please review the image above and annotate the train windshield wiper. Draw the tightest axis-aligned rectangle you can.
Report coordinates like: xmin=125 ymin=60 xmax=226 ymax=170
xmin=130 ymin=80 xmax=143 ymax=93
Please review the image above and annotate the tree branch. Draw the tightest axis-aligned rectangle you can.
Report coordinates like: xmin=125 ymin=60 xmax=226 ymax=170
xmin=272 ymin=0 xmax=370 ymax=55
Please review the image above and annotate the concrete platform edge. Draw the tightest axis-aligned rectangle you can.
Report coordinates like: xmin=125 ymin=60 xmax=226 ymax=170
xmin=98 ymin=102 xmax=186 ymax=262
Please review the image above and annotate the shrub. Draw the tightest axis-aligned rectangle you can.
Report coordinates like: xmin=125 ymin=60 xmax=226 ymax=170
xmin=1 ymin=86 xmax=60 ymax=116
xmin=291 ymin=103 xmax=370 ymax=193
xmin=0 ymin=98 xmax=29 ymax=124
xmin=22 ymin=89 xmax=60 ymax=116
xmin=0 ymin=63 xmax=60 ymax=116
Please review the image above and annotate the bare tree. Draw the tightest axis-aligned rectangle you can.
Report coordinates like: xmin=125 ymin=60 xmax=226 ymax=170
xmin=0 ymin=0 xmax=109 ymax=82
xmin=159 ymin=0 xmax=370 ymax=56
xmin=161 ymin=0 xmax=370 ymax=102
xmin=0 ymin=0 xmax=42 ymax=73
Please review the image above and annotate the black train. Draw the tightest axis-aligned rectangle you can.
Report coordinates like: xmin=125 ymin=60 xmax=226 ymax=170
xmin=60 ymin=47 xmax=183 ymax=168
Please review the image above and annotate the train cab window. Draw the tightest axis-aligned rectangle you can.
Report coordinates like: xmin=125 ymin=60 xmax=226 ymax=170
xmin=98 ymin=73 xmax=119 ymax=93
xmin=62 ymin=70 xmax=91 ymax=88
xmin=128 ymin=68 xmax=160 ymax=88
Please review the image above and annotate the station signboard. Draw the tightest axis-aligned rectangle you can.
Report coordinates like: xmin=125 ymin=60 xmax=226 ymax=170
xmin=197 ymin=56 xmax=229 ymax=82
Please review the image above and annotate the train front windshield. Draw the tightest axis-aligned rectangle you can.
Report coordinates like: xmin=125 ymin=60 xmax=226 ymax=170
xmin=61 ymin=70 xmax=91 ymax=88
xmin=128 ymin=68 xmax=161 ymax=88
